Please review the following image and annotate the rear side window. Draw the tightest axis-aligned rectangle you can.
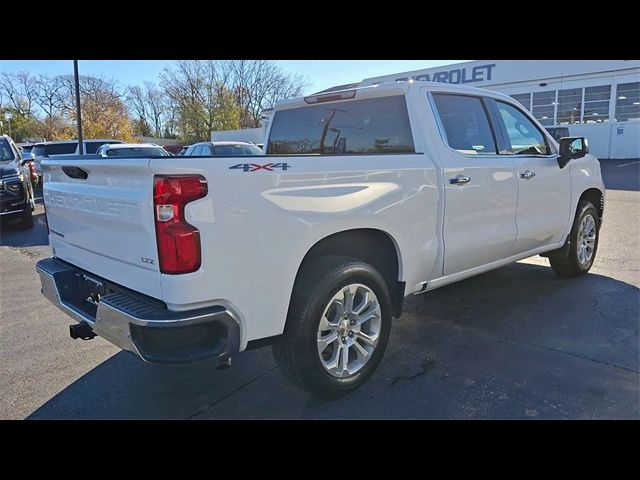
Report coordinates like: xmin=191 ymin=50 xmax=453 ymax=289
xmin=495 ymin=101 xmax=549 ymax=155
xmin=267 ymin=95 xmax=415 ymax=155
xmin=106 ymin=147 xmax=168 ymax=157
xmin=85 ymin=142 xmax=105 ymax=154
xmin=32 ymin=143 xmax=77 ymax=156
xmin=432 ymin=94 xmax=497 ymax=155
xmin=213 ymin=144 xmax=262 ymax=156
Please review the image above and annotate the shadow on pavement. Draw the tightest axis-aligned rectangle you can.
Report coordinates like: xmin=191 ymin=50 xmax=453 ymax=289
xmin=600 ymin=159 xmax=639 ymax=192
xmin=0 ymin=213 xmax=49 ymax=247
xmin=27 ymin=261 xmax=640 ymax=419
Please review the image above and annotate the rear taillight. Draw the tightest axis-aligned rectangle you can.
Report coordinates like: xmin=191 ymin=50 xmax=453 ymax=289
xmin=153 ymin=175 xmax=208 ymax=274
xmin=28 ymin=161 xmax=37 ymax=180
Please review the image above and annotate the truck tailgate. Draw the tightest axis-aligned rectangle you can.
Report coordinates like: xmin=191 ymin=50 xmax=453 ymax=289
xmin=43 ymin=158 xmax=162 ymax=299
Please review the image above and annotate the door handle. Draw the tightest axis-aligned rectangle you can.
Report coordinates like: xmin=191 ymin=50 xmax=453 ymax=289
xmin=520 ymin=170 xmax=536 ymax=180
xmin=449 ymin=175 xmax=471 ymax=185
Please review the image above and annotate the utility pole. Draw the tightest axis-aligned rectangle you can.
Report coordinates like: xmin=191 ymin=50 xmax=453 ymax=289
xmin=74 ymin=60 xmax=84 ymax=155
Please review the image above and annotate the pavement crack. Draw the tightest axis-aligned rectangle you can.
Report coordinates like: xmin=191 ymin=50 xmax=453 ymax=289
xmin=388 ymin=359 xmax=436 ymax=386
xmin=184 ymin=365 xmax=277 ymax=419
xmin=592 ymin=298 xmax=606 ymax=319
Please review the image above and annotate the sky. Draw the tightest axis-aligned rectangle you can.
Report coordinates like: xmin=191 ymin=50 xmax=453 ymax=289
xmin=0 ymin=60 xmax=468 ymax=94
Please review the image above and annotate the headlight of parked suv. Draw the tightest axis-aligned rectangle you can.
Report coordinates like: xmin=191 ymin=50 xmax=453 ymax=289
xmin=1 ymin=177 xmax=23 ymax=193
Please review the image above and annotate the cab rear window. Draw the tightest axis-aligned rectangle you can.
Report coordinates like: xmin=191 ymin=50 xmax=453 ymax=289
xmin=267 ymin=95 xmax=415 ymax=155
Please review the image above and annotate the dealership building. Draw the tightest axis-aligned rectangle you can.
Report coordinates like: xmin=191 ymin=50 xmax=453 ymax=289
xmin=355 ymin=60 xmax=640 ymax=160
xmin=222 ymin=60 xmax=639 ymax=159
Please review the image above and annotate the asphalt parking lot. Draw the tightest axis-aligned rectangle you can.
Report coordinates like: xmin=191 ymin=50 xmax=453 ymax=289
xmin=0 ymin=160 xmax=638 ymax=419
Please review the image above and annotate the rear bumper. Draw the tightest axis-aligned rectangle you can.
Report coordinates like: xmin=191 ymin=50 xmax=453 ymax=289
xmin=36 ymin=257 xmax=240 ymax=365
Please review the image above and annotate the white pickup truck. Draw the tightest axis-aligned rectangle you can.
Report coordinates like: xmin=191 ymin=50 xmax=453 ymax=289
xmin=36 ymin=81 xmax=605 ymax=398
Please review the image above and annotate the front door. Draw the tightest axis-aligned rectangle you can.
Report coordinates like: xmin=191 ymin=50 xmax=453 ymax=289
xmin=492 ymin=100 xmax=572 ymax=253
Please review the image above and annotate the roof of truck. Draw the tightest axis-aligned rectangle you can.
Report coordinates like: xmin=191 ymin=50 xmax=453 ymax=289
xmin=275 ymin=80 xmax=514 ymax=111
xmin=33 ymin=139 xmax=120 ymax=146
xmin=101 ymin=143 xmax=161 ymax=149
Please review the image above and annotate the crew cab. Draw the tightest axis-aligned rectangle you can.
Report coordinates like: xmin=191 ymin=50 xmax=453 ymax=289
xmin=36 ymin=81 xmax=605 ymax=398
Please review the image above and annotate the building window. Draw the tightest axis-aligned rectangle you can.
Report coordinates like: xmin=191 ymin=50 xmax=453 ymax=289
xmin=583 ymin=85 xmax=611 ymax=123
xmin=511 ymin=93 xmax=531 ymax=111
xmin=532 ymin=91 xmax=556 ymax=126
xmin=557 ymin=88 xmax=583 ymax=125
xmin=615 ymin=82 xmax=640 ymax=122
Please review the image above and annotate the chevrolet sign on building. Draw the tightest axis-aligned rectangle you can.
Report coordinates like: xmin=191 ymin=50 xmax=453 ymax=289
xmin=358 ymin=60 xmax=640 ymax=160
xmin=391 ymin=63 xmax=496 ymax=84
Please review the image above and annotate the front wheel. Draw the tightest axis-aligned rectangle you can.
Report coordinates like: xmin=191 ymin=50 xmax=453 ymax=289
xmin=549 ymin=200 xmax=600 ymax=277
xmin=273 ymin=255 xmax=392 ymax=398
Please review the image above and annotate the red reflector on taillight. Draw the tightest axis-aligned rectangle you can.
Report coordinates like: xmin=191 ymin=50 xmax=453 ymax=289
xmin=153 ymin=175 xmax=207 ymax=274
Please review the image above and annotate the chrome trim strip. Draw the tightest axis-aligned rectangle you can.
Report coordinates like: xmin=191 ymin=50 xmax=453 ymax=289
xmin=0 ymin=209 xmax=24 ymax=216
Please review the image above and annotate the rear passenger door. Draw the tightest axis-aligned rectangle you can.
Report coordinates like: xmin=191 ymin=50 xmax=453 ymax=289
xmin=430 ymin=93 xmax=519 ymax=276
xmin=489 ymin=99 xmax=572 ymax=252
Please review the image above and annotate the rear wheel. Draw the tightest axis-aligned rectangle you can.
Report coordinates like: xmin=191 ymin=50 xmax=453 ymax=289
xmin=549 ymin=200 xmax=599 ymax=277
xmin=273 ymin=255 xmax=392 ymax=398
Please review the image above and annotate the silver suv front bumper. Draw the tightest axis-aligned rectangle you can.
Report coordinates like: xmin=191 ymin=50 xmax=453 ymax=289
xmin=36 ymin=257 xmax=240 ymax=365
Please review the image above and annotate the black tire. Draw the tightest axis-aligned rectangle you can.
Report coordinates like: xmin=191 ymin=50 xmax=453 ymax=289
xmin=273 ymin=255 xmax=393 ymax=398
xmin=549 ymin=200 xmax=600 ymax=278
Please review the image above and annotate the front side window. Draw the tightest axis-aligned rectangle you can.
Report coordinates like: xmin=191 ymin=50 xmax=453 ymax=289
xmin=268 ymin=95 xmax=415 ymax=155
xmin=496 ymin=101 xmax=549 ymax=155
xmin=545 ymin=127 xmax=570 ymax=141
xmin=432 ymin=94 xmax=497 ymax=155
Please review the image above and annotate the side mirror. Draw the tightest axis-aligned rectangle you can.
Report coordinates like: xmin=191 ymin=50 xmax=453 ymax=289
xmin=558 ymin=137 xmax=589 ymax=168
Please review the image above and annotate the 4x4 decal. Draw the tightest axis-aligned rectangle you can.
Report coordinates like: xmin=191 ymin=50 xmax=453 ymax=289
xmin=229 ymin=163 xmax=291 ymax=172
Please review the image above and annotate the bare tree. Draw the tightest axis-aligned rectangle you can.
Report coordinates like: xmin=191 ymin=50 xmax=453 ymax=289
xmin=127 ymin=84 xmax=152 ymax=135
xmin=0 ymin=72 xmax=39 ymax=115
xmin=226 ymin=60 xmax=308 ymax=128
xmin=34 ymin=75 xmax=66 ymax=118
xmin=159 ymin=60 xmax=308 ymax=140
xmin=160 ymin=61 xmax=241 ymax=141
